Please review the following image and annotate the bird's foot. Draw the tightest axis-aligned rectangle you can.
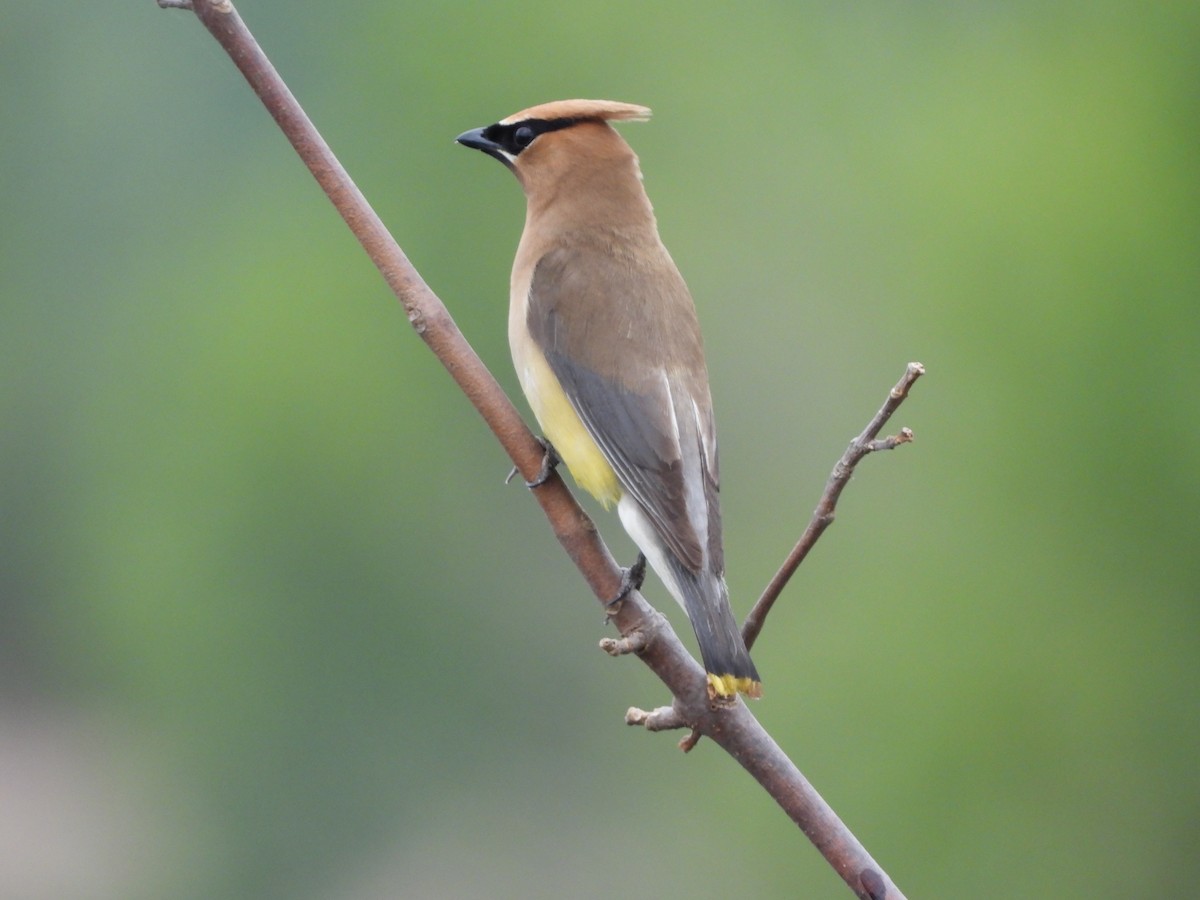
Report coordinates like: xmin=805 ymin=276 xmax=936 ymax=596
xmin=604 ymin=552 xmax=647 ymax=617
xmin=505 ymin=437 xmax=560 ymax=488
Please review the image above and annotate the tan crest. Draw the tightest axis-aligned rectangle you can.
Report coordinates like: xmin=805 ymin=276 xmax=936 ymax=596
xmin=500 ymin=99 xmax=651 ymax=125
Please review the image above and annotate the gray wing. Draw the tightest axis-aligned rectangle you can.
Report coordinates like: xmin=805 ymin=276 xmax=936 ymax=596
xmin=528 ymin=244 xmax=722 ymax=574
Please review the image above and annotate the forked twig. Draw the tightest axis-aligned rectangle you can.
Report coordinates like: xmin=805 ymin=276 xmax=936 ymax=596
xmin=675 ymin=363 xmax=923 ymax=752
xmin=744 ymin=362 xmax=924 ymax=649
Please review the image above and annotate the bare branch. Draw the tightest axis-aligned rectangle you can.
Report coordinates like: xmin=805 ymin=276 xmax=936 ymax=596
xmin=743 ymin=362 xmax=924 ymax=649
xmin=678 ymin=364 xmax=923 ymax=755
xmin=155 ymin=4 xmax=910 ymax=897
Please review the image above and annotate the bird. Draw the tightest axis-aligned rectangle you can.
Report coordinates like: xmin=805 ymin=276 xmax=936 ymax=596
xmin=456 ymin=99 xmax=761 ymax=699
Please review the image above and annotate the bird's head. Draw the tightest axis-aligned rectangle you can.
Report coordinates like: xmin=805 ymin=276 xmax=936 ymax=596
xmin=456 ymin=99 xmax=651 ymax=198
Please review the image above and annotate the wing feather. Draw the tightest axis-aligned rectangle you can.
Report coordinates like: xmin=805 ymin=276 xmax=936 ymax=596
xmin=528 ymin=244 xmax=721 ymax=574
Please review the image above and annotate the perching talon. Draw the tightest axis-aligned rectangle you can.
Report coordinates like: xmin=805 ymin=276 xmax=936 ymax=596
xmin=505 ymin=437 xmax=560 ymax=486
xmin=605 ymin=552 xmax=647 ymax=615
xmin=524 ymin=437 xmax=560 ymax=488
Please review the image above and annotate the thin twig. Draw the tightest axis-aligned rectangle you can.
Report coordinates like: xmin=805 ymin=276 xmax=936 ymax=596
xmin=155 ymin=4 xmax=910 ymax=897
xmin=744 ymin=362 xmax=924 ymax=649
xmin=678 ymin=363 xmax=924 ymax=753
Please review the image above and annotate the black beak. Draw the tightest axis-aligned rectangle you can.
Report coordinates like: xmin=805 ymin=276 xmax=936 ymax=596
xmin=455 ymin=127 xmax=496 ymax=152
xmin=455 ymin=126 xmax=513 ymax=169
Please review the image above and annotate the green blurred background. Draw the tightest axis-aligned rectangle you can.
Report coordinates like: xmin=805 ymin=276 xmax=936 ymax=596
xmin=3 ymin=2 xmax=1197 ymax=897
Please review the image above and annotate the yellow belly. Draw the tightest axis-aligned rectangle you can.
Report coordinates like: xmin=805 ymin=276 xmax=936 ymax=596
xmin=518 ymin=346 xmax=622 ymax=509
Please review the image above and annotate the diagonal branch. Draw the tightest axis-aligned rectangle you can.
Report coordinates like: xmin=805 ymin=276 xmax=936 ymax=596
xmin=155 ymin=3 xmax=910 ymax=897
xmin=674 ymin=363 xmax=923 ymax=752
xmin=744 ymin=362 xmax=924 ymax=651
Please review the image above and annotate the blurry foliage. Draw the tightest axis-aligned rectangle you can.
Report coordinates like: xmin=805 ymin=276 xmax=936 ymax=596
xmin=1 ymin=2 xmax=1197 ymax=898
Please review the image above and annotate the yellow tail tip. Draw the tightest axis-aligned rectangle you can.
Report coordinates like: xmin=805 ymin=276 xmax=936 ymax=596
xmin=707 ymin=673 xmax=763 ymax=700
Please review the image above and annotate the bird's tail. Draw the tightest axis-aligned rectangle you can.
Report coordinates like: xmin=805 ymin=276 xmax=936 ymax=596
xmin=667 ymin=559 xmax=761 ymax=699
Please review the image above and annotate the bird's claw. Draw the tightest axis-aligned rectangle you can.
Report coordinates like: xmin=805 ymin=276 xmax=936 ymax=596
xmin=605 ymin=552 xmax=647 ymax=616
xmin=507 ymin=437 xmax=560 ymax=488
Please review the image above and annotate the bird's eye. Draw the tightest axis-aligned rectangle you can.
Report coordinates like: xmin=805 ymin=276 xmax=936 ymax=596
xmin=513 ymin=125 xmax=536 ymax=148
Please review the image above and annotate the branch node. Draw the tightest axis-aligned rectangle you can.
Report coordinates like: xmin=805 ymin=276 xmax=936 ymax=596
xmin=888 ymin=362 xmax=925 ymax=400
xmin=625 ymin=706 xmax=648 ymax=726
xmin=860 ymin=867 xmax=888 ymax=899
xmin=407 ymin=307 xmax=427 ymax=334
xmin=599 ymin=628 xmax=649 ymax=657
xmin=865 ymin=426 xmax=915 ymax=452
xmin=625 ymin=705 xmax=687 ymax=732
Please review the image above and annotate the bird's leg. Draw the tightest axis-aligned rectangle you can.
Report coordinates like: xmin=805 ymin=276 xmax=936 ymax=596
xmin=505 ymin=437 xmax=560 ymax=488
xmin=605 ymin=552 xmax=647 ymax=616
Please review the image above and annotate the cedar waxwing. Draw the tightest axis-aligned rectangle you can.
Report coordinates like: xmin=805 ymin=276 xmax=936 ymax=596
xmin=457 ymin=99 xmax=761 ymax=699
